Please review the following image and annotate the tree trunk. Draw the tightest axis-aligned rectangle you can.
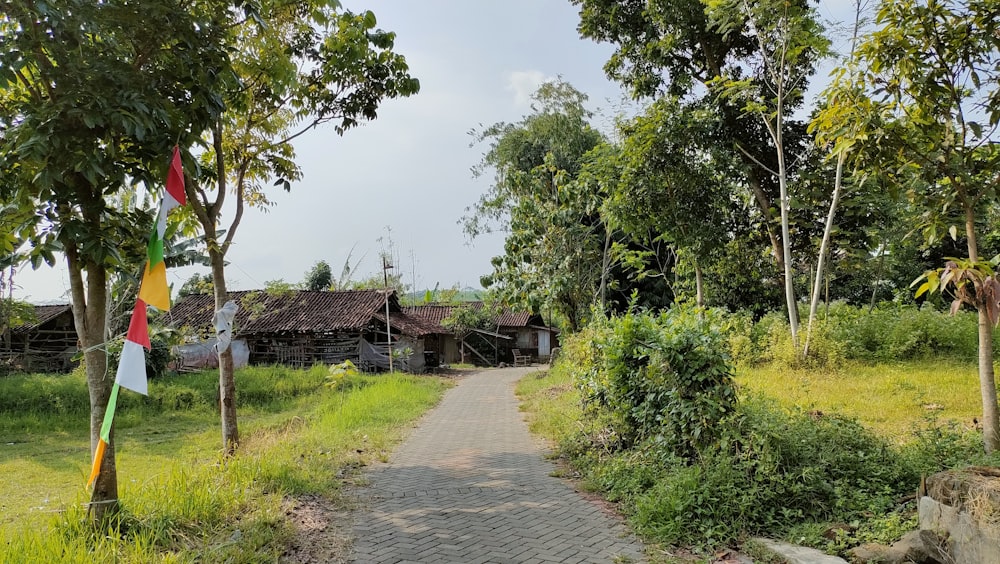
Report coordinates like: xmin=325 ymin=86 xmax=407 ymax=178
xmin=67 ymin=249 xmax=117 ymax=522
xmin=964 ymin=204 xmax=1000 ymax=453
xmin=977 ymin=310 xmax=1000 ymax=453
xmin=774 ymin=104 xmax=799 ymax=349
xmin=599 ymin=228 xmax=612 ymax=311
xmin=694 ymin=259 xmax=704 ymax=309
xmin=869 ymin=239 xmax=887 ymax=313
xmin=805 ymin=152 xmax=846 ymax=358
xmin=210 ymin=248 xmax=239 ymax=455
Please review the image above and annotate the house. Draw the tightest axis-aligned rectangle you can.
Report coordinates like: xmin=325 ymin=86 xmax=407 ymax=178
xmin=1 ymin=304 xmax=78 ymax=373
xmin=403 ymin=303 xmax=558 ymax=366
xmin=168 ymin=289 xmax=439 ymax=372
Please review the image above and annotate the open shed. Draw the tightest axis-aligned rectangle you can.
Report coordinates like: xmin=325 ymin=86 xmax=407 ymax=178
xmin=1 ymin=304 xmax=78 ymax=373
xmin=403 ymin=303 xmax=559 ymax=366
xmin=169 ymin=289 xmax=437 ymax=372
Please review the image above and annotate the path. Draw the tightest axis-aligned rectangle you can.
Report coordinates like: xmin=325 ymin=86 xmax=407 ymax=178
xmin=350 ymin=366 xmax=646 ymax=564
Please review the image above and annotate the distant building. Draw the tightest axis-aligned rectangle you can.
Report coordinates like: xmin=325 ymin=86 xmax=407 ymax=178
xmin=168 ymin=289 xmax=438 ymax=372
xmin=403 ymin=303 xmax=558 ymax=366
xmin=1 ymin=304 xmax=78 ymax=373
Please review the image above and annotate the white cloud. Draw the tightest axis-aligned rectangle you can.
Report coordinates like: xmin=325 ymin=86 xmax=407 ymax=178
xmin=505 ymin=70 xmax=553 ymax=107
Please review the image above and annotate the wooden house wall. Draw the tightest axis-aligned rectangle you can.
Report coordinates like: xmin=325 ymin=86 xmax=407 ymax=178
xmin=244 ymin=332 xmax=362 ymax=367
xmin=1 ymin=310 xmax=78 ymax=373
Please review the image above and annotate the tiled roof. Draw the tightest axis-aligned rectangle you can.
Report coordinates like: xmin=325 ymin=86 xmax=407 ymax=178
xmin=402 ymin=302 xmax=541 ymax=331
xmin=12 ymin=304 xmax=73 ymax=335
xmin=372 ymin=312 xmax=443 ymax=337
xmin=401 ymin=304 xmax=455 ymax=326
xmin=169 ymin=290 xmax=398 ymax=335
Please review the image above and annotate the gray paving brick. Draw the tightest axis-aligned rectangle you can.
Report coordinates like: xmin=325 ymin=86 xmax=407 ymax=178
xmin=349 ymin=367 xmax=645 ymax=563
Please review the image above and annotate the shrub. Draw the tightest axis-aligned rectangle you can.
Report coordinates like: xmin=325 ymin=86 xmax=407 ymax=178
xmin=580 ymin=396 xmax=918 ymax=547
xmin=105 ymin=324 xmax=179 ymax=380
xmin=724 ymin=302 xmax=985 ymax=367
xmin=572 ymin=305 xmax=736 ymax=457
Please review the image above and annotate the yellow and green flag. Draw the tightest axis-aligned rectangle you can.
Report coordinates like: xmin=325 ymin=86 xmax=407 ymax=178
xmin=138 ymin=146 xmax=186 ymax=311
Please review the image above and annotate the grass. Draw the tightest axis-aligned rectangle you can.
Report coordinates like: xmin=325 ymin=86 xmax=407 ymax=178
xmin=0 ymin=364 xmax=450 ymax=561
xmin=736 ymin=359 xmax=984 ymax=442
xmin=517 ymin=358 xmax=994 ymax=560
xmin=516 ymin=367 xmax=581 ymax=441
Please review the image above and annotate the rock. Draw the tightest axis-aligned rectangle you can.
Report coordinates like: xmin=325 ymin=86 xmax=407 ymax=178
xmin=919 ymin=467 xmax=1000 ymax=564
xmin=754 ymin=538 xmax=848 ymax=564
xmin=889 ymin=530 xmax=937 ymax=563
xmin=847 ymin=531 xmax=940 ymax=563
xmin=918 ymin=529 xmax=950 ymax=563
xmin=848 ymin=542 xmax=892 ymax=563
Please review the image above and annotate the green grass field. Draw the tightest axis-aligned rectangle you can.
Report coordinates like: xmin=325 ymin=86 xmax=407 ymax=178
xmin=736 ymin=360 xmax=984 ymax=442
xmin=0 ymin=365 xmax=449 ymax=561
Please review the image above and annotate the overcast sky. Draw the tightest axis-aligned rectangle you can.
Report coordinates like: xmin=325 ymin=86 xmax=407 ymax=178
xmin=11 ymin=0 xmax=860 ymax=304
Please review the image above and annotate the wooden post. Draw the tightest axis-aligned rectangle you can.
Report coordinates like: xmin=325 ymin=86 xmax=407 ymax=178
xmin=383 ymin=256 xmax=393 ymax=372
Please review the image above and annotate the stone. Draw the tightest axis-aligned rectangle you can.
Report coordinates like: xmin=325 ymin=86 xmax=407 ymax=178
xmin=847 ymin=542 xmax=892 ymax=563
xmin=887 ymin=529 xmax=937 ymax=563
xmin=754 ymin=538 xmax=848 ymax=564
xmin=918 ymin=529 xmax=950 ymax=564
xmin=847 ymin=530 xmax=940 ymax=563
xmin=919 ymin=467 xmax=1000 ymax=564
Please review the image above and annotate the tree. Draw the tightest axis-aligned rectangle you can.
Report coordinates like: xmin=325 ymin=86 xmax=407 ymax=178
xmin=303 ymin=260 xmax=333 ymax=291
xmin=440 ymin=304 xmax=494 ymax=365
xmin=706 ymin=0 xmax=830 ymax=347
xmin=609 ymin=97 xmax=733 ymax=308
xmin=178 ymin=273 xmax=215 ymax=298
xmin=186 ymin=0 xmax=418 ymax=454
xmin=0 ymin=0 xmax=231 ymax=520
xmin=573 ymin=0 xmax=822 ymax=325
xmin=848 ymin=0 xmax=1000 ymax=451
xmin=803 ymin=0 xmax=869 ymax=356
xmin=466 ymin=80 xmax=608 ymax=330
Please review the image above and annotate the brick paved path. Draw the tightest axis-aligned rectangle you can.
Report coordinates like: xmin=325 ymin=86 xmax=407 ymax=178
xmin=350 ymin=367 xmax=646 ymax=564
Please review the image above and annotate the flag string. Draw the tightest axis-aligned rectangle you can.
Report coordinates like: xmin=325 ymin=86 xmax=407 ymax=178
xmin=87 ymin=146 xmax=185 ymax=489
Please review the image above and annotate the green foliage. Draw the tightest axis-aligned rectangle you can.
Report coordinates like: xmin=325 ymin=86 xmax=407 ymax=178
xmin=467 ymin=79 xmax=609 ymax=330
xmin=0 ymin=364 xmax=330 ymax=418
xmin=440 ymin=304 xmax=494 ymax=337
xmin=0 ymin=0 xmax=231 ymax=269
xmin=325 ymin=359 xmax=360 ymax=391
xmin=302 ymin=260 xmax=333 ymax=291
xmin=572 ymin=306 xmax=736 ymax=455
xmin=520 ymin=359 xmax=961 ymax=549
xmin=724 ymin=302 xmax=985 ymax=367
xmin=178 ymin=273 xmax=214 ymax=298
xmin=264 ymin=279 xmax=296 ymax=297
xmin=598 ymin=398 xmax=910 ymax=546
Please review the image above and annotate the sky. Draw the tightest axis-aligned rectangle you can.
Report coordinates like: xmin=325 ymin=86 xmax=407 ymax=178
xmin=10 ymin=0 xmax=860 ymax=304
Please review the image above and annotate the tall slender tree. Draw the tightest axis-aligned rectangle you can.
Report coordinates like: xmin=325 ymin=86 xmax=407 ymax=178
xmin=573 ymin=0 xmax=824 ymax=325
xmin=849 ymin=0 xmax=1000 ymax=451
xmin=187 ymin=0 xmax=419 ymax=454
xmin=706 ymin=0 xmax=830 ymax=347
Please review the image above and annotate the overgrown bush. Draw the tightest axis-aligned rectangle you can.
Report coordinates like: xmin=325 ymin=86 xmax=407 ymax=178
xmin=105 ymin=325 xmax=180 ymax=380
xmin=543 ymin=304 xmax=999 ymax=549
xmin=725 ymin=302 xmax=985 ymax=368
xmin=577 ymin=396 xmax=926 ymax=547
xmin=573 ymin=306 xmax=736 ymax=457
